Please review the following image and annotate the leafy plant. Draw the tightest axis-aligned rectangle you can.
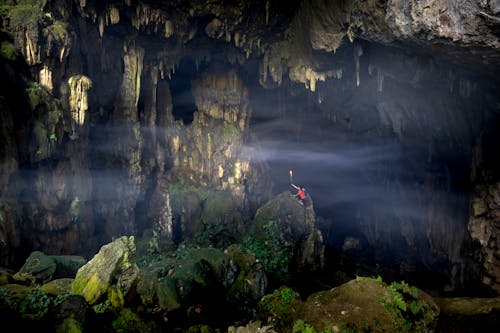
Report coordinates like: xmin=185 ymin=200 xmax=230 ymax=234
xmin=243 ymin=220 xmax=292 ymax=282
xmin=17 ymin=287 xmax=70 ymax=319
xmin=380 ymin=279 xmax=436 ymax=332
xmin=258 ymin=286 xmax=301 ymax=331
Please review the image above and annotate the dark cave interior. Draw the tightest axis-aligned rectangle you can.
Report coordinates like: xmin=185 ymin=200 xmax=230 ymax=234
xmin=148 ymin=38 xmax=500 ymax=296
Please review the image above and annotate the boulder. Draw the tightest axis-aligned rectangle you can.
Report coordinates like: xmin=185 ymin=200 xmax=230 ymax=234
xmin=41 ymin=278 xmax=73 ymax=296
xmin=72 ymin=236 xmax=139 ymax=306
xmin=138 ymin=247 xmax=236 ymax=312
xmin=299 ymin=277 xmax=439 ymax=333
xmin=12 ymin=251 xmax=86 ymax=285
xmin=248 ymin=192 xmax=324 ymax=279
xmin=13 ymin=251 xmax=57 ymax=284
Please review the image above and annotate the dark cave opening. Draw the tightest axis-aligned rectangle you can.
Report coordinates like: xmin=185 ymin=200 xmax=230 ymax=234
xmin=169 ymin=58 xmax=199 ymax=125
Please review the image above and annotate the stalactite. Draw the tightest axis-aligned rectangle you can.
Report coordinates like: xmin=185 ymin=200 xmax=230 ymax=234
xmin=39 ymin=65 xmax=53 ymax=92
xmin=25 ymin=32 xmax=40 ymax=65
xmin=98 ymin=16 xmax=104 ymax=38
xmin=377 ymin=69 xmax=384 ymax=92
xmin=265 ymin=1 xmax=270 ymax=26
xmin=353 ymin=43 xmax=363 ymax=87
xmin=106 ymin=7 xmax=120 ymax=26
xmin=68 ymin=75 xmax=92 ymax=128
xmin=164 ymin=20 xmax=174 ymax=38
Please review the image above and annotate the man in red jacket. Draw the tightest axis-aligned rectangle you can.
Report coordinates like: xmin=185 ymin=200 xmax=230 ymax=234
xmin=291 ymin=183 xmax=307 ymax=205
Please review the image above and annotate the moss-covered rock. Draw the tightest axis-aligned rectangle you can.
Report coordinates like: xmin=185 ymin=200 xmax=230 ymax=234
xmin=225 ymin=244 xmax=268 ymax=315
xmin=248 ymin=192 xmax=324 ymax=281
xmin=138 ymin=246 xmax=235 ymax=312
xmin=111 ymin=307 xmax=158 ymax=333
xmin=199 ymin=190 xmax=245 ymax=247
xmin=0 ymin=267 xmax=14 ymax=285
xmin=298 ymin=277 xmax=439 ymax=333
xmin=434 ymin=296 xmax=500 ymax=316
xmin=13 ymin=250 xmax=57 ymax=284
xmin=0 ymin=40 xmax=17 ymax=61
xmin=55 ymin=317 xmax=83 ymax=333
xmin=72 ymin=236 xmax=139 ymax=306
xmin=41 ymin=278 xmax=73 ymax=296
xmin=12 ymin=251 xmax=86 ymax=286
xmin=257 ymin=286 xmax=302 ymax=332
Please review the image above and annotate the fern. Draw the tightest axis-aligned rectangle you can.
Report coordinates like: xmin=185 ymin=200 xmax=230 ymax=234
xmin=410 ymin=300 xmax=423 ymax=316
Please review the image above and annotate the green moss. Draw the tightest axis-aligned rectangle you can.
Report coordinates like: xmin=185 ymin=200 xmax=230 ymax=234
xmin=156 ymin=277 xmax=180 ymax=311
xmin=108 ymin=285 xmax=125 ymax=307
xmin=0 ymin=40 xmax=16 ymax=61
xmin=44 ymin=20 xmax=67 ymax=40
xmin=186 ymin=324 xmax=216 ymax=333
xmin=243 ymin=220 xmax=292 ymax=282
xmin=56 ymin=317 xmax=83 ymax=333
xmin=258 ymin=286 xmax=302 ymax=332
xmin=72 ymin=273 xmax=107 ymax=304
xmin=112 ymin=307 xmax=157 ymax=333
xmin=26 ymin=82 xmax=42 ymax=110
xmin=4 ymin=4 xmax=44 ymax=29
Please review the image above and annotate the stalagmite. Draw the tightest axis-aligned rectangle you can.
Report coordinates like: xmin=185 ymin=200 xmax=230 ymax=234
xmin=150 ymin=191 xmax=173 ymax=253
xmin=68 ymin=75 xmax=92 ymax=127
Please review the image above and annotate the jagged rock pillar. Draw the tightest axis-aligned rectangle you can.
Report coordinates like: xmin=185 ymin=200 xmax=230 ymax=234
xmin=469 ymin=127 xmax=500 ymax=294
xmin=96 ymin=43 xmax=145 ymax=238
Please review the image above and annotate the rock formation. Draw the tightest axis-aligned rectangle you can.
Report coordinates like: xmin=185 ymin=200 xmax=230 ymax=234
xmin=0 ymin=0 xmax=498 ymax=297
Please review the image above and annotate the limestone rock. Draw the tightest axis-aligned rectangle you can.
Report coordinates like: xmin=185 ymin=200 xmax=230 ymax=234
xmin=41 ymin=277 xmax=74 ymax=296
xmin=72 ymin=236 xmax=139 ymax=306
xmin=252 ymin=191 xmax=324 ymax=274
xmin=434 ymin=296 xmax=500 ymax=316
xmin=13 ymin=251 xmax=57 ymax=284
xmin=299 ymin=277 xmax=439 ymax=333
xmin=13 ymin=251 xmax=86 ymax=285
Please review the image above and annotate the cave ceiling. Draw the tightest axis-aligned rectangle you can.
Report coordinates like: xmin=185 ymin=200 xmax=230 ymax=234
xmin=36 ymin=0 xmax=500 ymax=87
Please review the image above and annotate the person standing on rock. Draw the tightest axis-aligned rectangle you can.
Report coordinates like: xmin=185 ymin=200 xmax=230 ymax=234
xmin=290 ymin=169 xmax=307 ymax=205
xmin=291 ymin=183 xmax=307 ymax=205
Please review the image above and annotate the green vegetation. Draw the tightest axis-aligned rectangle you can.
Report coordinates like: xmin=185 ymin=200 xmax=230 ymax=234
xmin=56 ymin=317 xmax=83 ymax=333
xmin=380 ymin=280 xmax=438 ymax=332
xmin=0 ymin=40 xmax=16 ymax=61
xmin=111 ymin=307 xmax=157 ymax=333
xmin=44 ymin=20 xmax=67 ymax=40
xmin=292 ymin=320 xmax=359 ymax=333
xmin=243 ymin=220 xmax=292 ymax=282
xmin=1 ymin=3 xmax=44 ymax=30
xmin=258 ymin=286 xmax=302 ymax=332
xmin=0 ymin=286 xmax=71 ymax=319
xmin=26 ymin=81 xmax=42 ymax=110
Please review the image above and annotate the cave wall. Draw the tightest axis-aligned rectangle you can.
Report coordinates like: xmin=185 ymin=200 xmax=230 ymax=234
xmin=0 ymin=0 xmax=499 ymax=294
